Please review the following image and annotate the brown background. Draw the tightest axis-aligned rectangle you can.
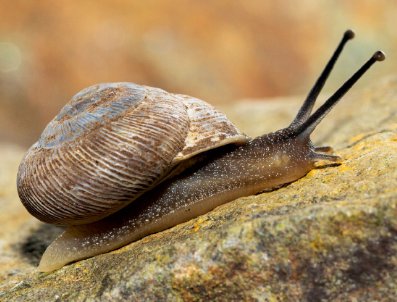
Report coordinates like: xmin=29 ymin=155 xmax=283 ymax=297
xmin=0 ymin=0 xmax=395 ymax=146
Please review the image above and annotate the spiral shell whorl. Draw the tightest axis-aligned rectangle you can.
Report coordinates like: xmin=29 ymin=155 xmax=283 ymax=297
xmin=17 ymin=83 xmax=248 ymax=225
xmin=38 ymin=83 xmax=146 ymax=148
xmin=18 ymin=83 xmax=191 ymax=225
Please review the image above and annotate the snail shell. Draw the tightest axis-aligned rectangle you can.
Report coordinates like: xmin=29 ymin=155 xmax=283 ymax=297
xmin=17 ymin=83 xmax=248 ymax=225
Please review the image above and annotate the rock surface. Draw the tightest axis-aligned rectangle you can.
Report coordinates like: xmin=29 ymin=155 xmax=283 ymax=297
xmin=0 ymin=76 xmax=396 ymax=301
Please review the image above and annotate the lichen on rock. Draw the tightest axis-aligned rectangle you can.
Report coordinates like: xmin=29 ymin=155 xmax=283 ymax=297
xmin=0 ymin=76 xmax=396 ymax=301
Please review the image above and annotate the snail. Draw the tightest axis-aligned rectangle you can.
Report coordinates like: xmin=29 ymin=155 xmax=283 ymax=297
xmin=17 ymin=30 xmax=385 ymax=272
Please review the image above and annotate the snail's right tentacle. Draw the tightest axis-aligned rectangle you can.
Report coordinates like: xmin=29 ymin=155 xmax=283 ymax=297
xmin=292 ymin=51 xmax=385 ymax=139
xmin=314 ymin=146 xmax=334 ymax=153
xmin=290 ymin=29 xmax=355 ymax=128
xmin=311 ymin=152 xmax=342 ymax=164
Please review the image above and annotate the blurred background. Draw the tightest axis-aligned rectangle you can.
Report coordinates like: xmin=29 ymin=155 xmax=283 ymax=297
xmin=0 ymin=0 xmax=395 ymax=147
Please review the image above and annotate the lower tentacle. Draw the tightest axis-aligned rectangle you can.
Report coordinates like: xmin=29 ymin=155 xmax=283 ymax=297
xmin=311 ymin=152 xmax=342 ymax=163
xmin=314 ymin=146 xmax=334 ymax=153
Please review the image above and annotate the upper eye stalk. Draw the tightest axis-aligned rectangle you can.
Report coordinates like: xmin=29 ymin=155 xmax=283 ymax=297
xmin=289 ymin=29 xmax=385 ymax=138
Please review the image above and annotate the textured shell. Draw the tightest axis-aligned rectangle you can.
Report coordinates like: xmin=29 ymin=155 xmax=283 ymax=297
xmin=17 ymin=82 xmax=248 ymax=225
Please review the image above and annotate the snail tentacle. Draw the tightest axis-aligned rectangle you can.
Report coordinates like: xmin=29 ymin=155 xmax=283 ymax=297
xmin=313 ymin=146 xmax=334 ymax=153
xmin=291 ymin=29 xmax=355 ymax=128
xmin=311 ymin=152 xmax=342 ymax=163
xmin=291 ymin=50 xmax=385 ymax=139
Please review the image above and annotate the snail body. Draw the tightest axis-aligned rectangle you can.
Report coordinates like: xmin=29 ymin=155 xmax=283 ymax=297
xmin=17 ymin=30 xmax=385 ymax=272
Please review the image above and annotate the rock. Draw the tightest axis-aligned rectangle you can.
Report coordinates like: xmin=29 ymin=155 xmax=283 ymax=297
xmin=0 ymin=76 xmax=396 ymax=301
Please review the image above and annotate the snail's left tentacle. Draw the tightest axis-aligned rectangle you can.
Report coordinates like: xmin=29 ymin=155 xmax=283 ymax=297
xmin=292 ymin=51 xmax=385 ymax=139
xmin=290 ymin=29 xmax=354 ymax=128
xmin=311 ymin=152 xmax=342 ymax=163
xmin=314 ymin=146 xmax=334 ymax=153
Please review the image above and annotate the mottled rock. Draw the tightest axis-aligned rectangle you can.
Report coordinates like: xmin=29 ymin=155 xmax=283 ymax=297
xmin=0 ymin=76 xmax=396 ymax=301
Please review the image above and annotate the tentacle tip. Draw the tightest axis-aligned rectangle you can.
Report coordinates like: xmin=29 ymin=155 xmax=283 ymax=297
xmin=344 ymin=29 xmax=355 ymax=40
xmin=373 ymin=50 xmax=386 ymax=61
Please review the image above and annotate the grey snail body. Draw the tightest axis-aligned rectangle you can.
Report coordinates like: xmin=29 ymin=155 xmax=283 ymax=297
xmin=16 ymin=30 xmax=385 ymax=272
